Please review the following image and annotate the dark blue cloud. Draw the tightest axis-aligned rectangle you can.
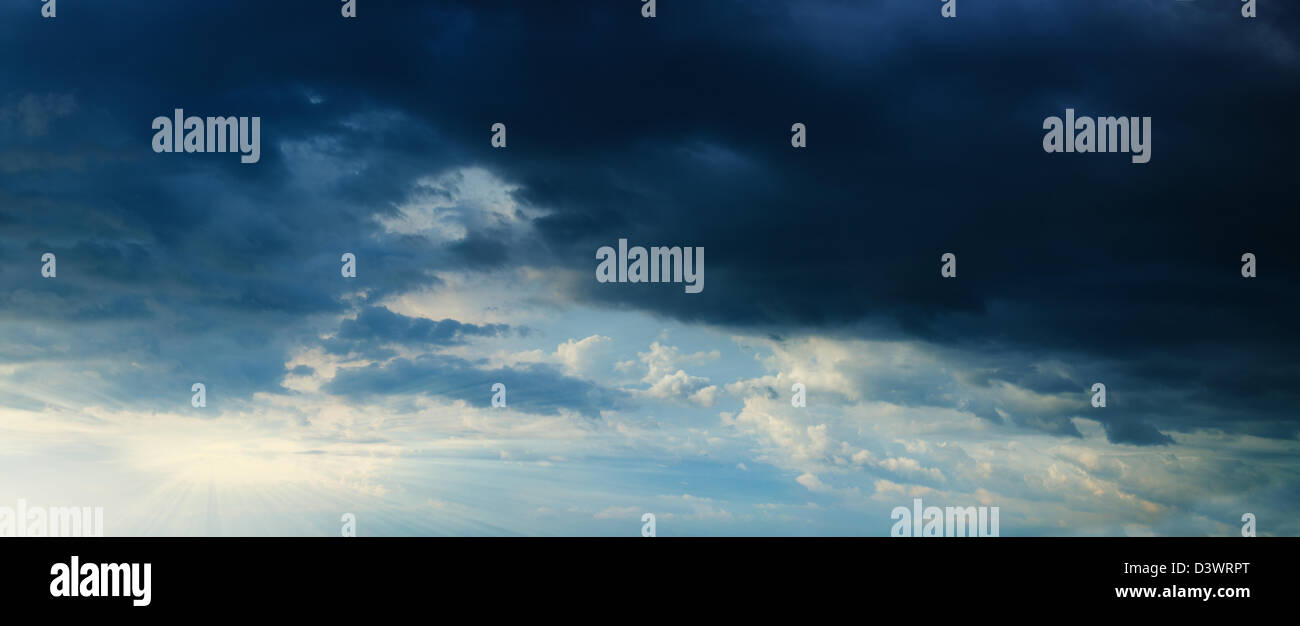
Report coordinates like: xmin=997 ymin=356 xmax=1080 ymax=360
xmin=0 ymin=0 xmax=1293 ymax=445
xmin=327 ymin=305 xmax=514 ymax=357
xmin=323 ymin=353 xmax=630 ymax=418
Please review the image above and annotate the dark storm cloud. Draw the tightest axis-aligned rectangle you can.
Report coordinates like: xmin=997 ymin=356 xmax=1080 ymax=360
xmin=0 ymin=1 xmax=1295 ymax=441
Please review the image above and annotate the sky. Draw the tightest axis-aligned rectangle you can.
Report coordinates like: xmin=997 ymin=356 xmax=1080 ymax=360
xmin=0 ymin=0 xmax=1296 ymax=536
